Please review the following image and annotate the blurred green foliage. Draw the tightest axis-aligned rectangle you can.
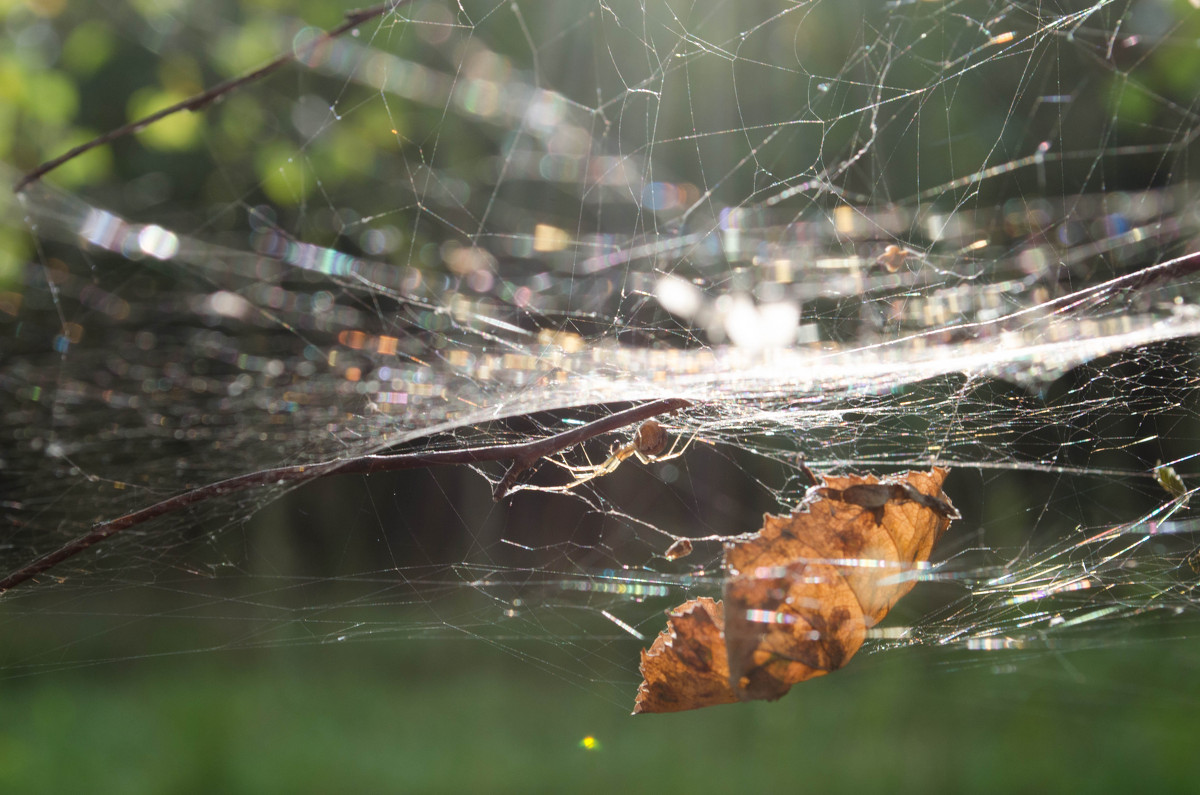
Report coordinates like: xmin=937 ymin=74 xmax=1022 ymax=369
xmin=0 ymin=0 xmax=367 ymax=285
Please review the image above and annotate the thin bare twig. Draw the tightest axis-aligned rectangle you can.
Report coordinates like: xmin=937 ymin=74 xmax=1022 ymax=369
xmin=13 ymin=0 xmax=412 ymax=193
xmin=0 ymin=399 xmax=692 ymax=594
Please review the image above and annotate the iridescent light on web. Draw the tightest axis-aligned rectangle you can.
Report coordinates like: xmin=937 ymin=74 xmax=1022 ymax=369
xmin=743 ymin=609 xmax=799 ymax=625
xmin=1003 ymin=578 xmax=1092 ymax=605
xmin=965 ymin=636 xmax=1025 ymax=651
xmin=557 ymin=578 xmax=669 ymax=598
xmin=79 ymin=208 xmax=127 ymax=250
xmin=136 ymin=225 xmax=179 ymax=260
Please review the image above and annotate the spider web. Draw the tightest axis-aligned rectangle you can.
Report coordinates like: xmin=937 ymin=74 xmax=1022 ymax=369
xmin=3 ymin=0 xmax=1200 ymax=712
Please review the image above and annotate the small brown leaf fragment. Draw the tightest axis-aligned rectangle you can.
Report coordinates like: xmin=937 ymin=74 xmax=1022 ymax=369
xmin=633 ymin=468 xmax=956 ymax=714
xmin=875 ymin=244 xmax=914 ymax=273
xmin=633 ymin=598 xmax=738 ymax=714
xmin=663 ymin=538 xmax=693 ymax=560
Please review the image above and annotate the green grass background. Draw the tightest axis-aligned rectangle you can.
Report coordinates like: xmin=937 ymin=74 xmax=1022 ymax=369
xmin=2 ymin=629 xmax=1197 ymax=794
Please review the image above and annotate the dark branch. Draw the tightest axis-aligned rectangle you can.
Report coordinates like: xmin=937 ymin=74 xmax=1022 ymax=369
xmin=13 ymin=0 xmax=412 ymax=193
xmin=0 ymin=399 xmax=692 ymax=595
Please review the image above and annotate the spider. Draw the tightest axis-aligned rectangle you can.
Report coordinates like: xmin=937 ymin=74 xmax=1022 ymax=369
xmin=547 ymin=419 xmax=693 ymax=491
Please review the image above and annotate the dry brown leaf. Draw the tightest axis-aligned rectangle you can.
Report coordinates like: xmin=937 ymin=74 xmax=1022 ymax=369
xmin=633 ymin=597 xmax=737 ymax=714
xmin=663 ymin=538 xmax=694 ymax=560
xmin=634 ymin=467 xmax=956 ymax=714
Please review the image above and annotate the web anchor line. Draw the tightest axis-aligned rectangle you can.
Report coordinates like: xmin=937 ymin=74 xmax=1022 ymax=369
xmin=0 ymin=398 xmax=691 ymax=595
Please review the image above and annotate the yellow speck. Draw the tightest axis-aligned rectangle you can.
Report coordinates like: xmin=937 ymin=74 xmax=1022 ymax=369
xmin=579 ymin=735 xmax=601 ymax=751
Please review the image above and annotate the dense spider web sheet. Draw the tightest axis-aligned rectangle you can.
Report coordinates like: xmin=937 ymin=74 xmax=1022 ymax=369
xmin=3 ymin=0 xmax=1200 ymax=697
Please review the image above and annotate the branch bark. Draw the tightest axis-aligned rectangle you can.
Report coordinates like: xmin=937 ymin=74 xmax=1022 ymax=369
xmin=0 ymin=399 xmax=691 ymax=595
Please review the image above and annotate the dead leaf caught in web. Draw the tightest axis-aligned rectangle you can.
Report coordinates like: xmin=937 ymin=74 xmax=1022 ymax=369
xmin=633 ymin=598 xmax=738 ymax=713
xmin=663 ymin=538 xmax=694 ymax=560
xmin=634 ymin=468 xmax=957 ymax=714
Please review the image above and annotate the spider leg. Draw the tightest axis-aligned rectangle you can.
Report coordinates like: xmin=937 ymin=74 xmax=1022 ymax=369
xmin=523 ymin=425 xmax=695 ymax=493
xmin=538 ymin=443 xmax=636 ymax=491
